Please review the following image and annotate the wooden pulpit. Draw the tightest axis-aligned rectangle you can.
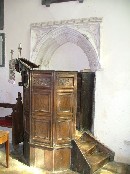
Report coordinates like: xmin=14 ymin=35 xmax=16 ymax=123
xmin=15 ymin=58 xmax=77 ymax=172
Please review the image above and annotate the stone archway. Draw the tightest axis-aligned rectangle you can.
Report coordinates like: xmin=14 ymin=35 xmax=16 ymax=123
xmin=30 ymin=18 xmax=102 ymax=72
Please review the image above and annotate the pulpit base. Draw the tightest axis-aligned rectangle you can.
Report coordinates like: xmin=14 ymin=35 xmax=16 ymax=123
xmin=30 ymin=145 xmax=71 ymax=172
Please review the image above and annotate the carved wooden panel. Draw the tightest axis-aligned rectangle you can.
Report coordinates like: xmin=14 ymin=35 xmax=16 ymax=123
xmin=32 ymin=76 xmax=51 ymax=87
xmin=44 ymin=148 xmax=71 ymax=171
xmin=57 ymin=77 xmax=74 ymax=88
xmin=54 ymin=72 xmax=77 ymax=146
xmin=56 ymin=72 xmax=75 ymax=89
xmin=32 ymin=71 xmax=54 ymax=89
xmin=30 ymin=71 xmax=54 ymax=147
xmin=31 ymin=118 xmax=51 ymax=145
xmin=56 ymin=92 xmax=73 ymax=114
xmin=32 ymin=92 xmax=52 ymax=116
xmin=55 ymin=119 xmax=72 ymax=145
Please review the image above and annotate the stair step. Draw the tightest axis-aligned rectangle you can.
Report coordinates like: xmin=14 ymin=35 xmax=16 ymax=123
xmin=72 ymin=131 xmax=115 ymax=174
xmin=93 ymin=168 xmax=117 ymax=174
xmin=102 ymin=161 xmax=129 ymax=174
xmin=75 ymin=130 xmax=83 ymax=140
xmin=77 ymin=141 xmax=97 ymax=155
xmin=45 ymin=170 xmax=79 ymax=174
xmin=85 ymin=152 xmax=110 ymax=172
xmin=94 ymin=161 xmax=130 ymax=174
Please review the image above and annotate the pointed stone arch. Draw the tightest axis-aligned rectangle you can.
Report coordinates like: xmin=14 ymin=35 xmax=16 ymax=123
xmin=30 ymin=18 xmax=102 ymax=72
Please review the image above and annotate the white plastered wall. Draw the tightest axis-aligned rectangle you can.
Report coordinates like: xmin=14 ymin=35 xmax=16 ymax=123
xmin=0 ymin=0 xmax=129 ymax=164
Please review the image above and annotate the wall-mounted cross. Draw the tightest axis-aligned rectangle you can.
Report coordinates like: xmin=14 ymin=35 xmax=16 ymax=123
xmin=18 ymin=43 xmax=22 ymax=58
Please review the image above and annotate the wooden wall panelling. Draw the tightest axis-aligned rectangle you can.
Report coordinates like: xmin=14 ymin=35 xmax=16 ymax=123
xmin=30 ymin=70 xmax=54 ymax=147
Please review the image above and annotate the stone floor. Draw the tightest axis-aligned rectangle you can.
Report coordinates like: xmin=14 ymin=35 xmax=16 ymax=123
xmin=0 ymin=143 xmax=79 ymax=174
xmin=94 ymin=162 xmax=130 ymax=174
xmin=0 ymin=143 xmax=130 ymax=174
xmin=0 ymin=152 xmax=78 ymax=174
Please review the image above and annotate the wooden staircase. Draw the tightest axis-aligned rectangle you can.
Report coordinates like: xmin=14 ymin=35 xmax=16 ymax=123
xmin=71 ymin=131 xmax=115 ymax=174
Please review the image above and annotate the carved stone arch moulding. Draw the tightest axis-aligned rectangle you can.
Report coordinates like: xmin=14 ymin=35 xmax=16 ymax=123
xmin=30 ymin=18 xmax=102 ymax=72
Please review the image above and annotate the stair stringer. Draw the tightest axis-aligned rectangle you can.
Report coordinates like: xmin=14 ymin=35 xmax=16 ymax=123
xmin=71 ymin=131 xmax=115 ymax=174
xmin=71 ymin=140 xmax=92 ymax=174
xmin=82 ymin=131 xmax=115 ymax=161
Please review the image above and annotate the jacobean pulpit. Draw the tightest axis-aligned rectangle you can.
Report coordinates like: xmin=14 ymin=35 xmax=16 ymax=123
xmin=15 ymin=59 xmax=77 ymax=172
xmin=25 ymin=70 xmax=77 ymax=171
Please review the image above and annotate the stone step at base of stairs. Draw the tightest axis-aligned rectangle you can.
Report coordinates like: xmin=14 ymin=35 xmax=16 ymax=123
xmin=42 ymin=169 xmax=80 ymax=174
xmin=94 ymin=161 xmax=130 ymax=174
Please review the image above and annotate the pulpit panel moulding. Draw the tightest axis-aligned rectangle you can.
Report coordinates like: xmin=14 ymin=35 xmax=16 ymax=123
xmin=30 ymin=18 xmax=102 ymax=72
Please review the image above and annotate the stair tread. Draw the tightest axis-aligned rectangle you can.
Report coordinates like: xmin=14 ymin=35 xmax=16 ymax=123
xmin=77 ymin=141 xmax=97 ymax=154
xmin=73 ymin=131 xmax=115 ymax=174
xmin=45 ymin=170 xmax=79 ymax=174
xmin=102 ymin=161 xmax=129 ymax=174
xmin=93 ymin=168 xmax=117 ymax=174
xmin=86 ymin=152 xmax=109 ymax=164
xmin=94 ymin=161 xmax=130 ymax=174
xmin=85 ymin=152 xmax=110 ymax=172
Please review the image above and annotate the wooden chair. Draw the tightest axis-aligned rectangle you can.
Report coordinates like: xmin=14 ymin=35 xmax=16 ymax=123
xmin=0 ymin=130 xmax=9 ymax=167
